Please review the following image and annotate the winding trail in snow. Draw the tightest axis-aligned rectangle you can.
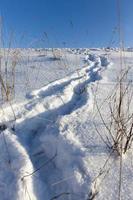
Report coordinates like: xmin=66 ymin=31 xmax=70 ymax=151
xmin=15 ymin=54 xmax=111 ymax=200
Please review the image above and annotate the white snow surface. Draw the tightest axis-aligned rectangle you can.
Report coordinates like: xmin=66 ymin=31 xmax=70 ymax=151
xmin=0 ymin=48 xmax=133 ymax=200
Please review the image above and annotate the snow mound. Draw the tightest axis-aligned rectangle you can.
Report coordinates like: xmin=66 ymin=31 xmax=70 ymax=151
xmin=0 ymin=129 xmax=38 ymax=200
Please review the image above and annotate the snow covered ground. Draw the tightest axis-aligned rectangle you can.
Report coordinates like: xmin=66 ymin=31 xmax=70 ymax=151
xmin=0 ymin=48 xmax=133 ymax=200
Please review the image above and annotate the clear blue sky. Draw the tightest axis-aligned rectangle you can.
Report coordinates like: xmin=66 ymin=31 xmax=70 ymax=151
xmin=0 ymin=0 xmax=133 ymax=48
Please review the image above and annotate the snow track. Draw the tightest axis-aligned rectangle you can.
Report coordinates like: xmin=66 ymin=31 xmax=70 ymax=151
xmin=1 ymin=53 xmax=111 ymax=200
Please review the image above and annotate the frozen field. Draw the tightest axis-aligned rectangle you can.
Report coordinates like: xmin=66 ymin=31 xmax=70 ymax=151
xmin=0 ymin=48 xmax=133 ymax=200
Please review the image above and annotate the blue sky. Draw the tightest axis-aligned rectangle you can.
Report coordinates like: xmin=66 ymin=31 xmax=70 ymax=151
xmin=0 ymin=0 xmax=133 ymax=47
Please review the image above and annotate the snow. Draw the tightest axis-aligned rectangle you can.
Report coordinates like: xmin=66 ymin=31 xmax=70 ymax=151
xmin=0 ymin=48 xmax=133 ymax=199
xmin=0 ymin=129 xmax=39 ymax=200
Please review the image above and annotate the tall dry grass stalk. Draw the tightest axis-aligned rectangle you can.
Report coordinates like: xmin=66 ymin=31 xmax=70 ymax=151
xmin=0 ymin=18 xmax=20 ymax=102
